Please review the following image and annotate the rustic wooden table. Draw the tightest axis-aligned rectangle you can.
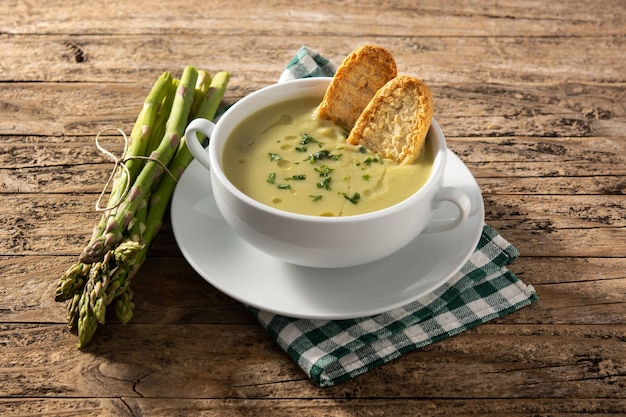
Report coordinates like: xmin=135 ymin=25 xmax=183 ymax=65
xmin=2 ymin=1 xmax=625 ymax=415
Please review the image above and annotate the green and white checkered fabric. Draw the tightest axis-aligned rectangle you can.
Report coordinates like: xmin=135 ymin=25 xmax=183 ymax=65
xmin=278 ymin=46 xmax=338 ymax=82
xmin=249 ymin=46 xmax=538 ymax=387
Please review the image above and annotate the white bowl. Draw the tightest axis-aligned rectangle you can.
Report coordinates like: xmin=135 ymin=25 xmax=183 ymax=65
xmin=184 ymin=77 xmax=471 ymax=268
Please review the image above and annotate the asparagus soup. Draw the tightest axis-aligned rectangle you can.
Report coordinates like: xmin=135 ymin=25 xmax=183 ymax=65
xmin=221 ymin=96 xmax=433 ymax=216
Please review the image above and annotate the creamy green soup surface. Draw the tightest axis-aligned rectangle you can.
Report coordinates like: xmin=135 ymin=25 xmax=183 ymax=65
xmin=221 ymin=96 xmax=433 ymax=216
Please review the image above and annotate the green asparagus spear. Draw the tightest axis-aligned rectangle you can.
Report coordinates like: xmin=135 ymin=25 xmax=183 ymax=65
xmin=78 ymin=72 xmax=173 ymax=264
xmin=100 ymin=203 xmax=148 ymax=307
xmin=74 ymin=240 xmax=144 ymax=346
xmin=66 ymin=292 xmax=81 ymax=330
xmin=125 ymin=72 xmax=175 ymax=181
xmin=55 ymin=262 xmax=91 ymax=302
xmin=85 ymin=66 xmax=198 ymax=261
xmin=144 ymin=71 xmax=231 ymax=254
xmin=193 ymin=71 xmax=231 ymax=123
xmin=144 ymin=79 xmax=178 ymax=163
xmin=76 ymin=258 xmax=106 ymax=347
xmin=191 ymin=70 xmax=212 ymax=118
xmin=93 ymin=71 xmax=231 ymax=314
xmin=105 ymin=71 xmax=231 ymax=301
xmin=58 ymin=77 xmax=177 ymax=303
xmin=77 ymin=292 xmax=98 ymax=349
xmin=61 ymin=67 xmax=231 ymax=348
xmin=114 ymin=288 xmax=135 ymax=325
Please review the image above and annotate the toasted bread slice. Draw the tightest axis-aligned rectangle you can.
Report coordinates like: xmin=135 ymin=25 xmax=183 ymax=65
xmin=347 ymin=75 xmax=434 ymax=164
xmin=315 ymin=44 xmax=397 ymax=131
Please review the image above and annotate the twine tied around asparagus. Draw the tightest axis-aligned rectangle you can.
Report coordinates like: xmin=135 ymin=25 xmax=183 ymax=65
xmin=94 ymin=128 xmax=177 ymax=212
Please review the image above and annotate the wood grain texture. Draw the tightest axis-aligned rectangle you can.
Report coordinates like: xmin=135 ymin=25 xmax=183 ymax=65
xmin=3 ymin=0 xmax=625 ymax=38
xmin=1 ymin=0 xmax=625 ymax=415
xmin=2 ymin=35 xmax=625 ymax=85
xmin=3 ymin=321 xmax=626 ymax=396
xmin=1 ymin=82 xmax=623 ymax=138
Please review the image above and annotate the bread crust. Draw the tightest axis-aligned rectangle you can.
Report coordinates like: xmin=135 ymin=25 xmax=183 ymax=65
xmin=346 ymin=75 xmax=434 ymax=164
xmin=316 ymin=44 xmax=397 ymax=131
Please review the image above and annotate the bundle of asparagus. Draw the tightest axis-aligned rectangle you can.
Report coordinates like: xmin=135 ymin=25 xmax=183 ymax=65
xmin=54 ymin=66 xmax=230 ymax=348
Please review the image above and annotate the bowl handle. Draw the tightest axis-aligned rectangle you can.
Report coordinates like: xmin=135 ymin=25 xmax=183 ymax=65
xmin=422 ymin=187 xmax=472 ymax=234
xmin=184 ymin=118 xmax=216 ymax=171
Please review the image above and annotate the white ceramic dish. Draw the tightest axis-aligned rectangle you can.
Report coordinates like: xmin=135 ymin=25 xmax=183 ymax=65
xmin=184 ymin=77 xmax=473 ymax=268
xmin=171 ymin=150 xmax=485 ymax=320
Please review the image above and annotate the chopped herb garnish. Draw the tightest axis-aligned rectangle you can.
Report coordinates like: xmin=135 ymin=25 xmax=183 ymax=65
xmin=358 ymin=146 xmax=367 ymax=153
xmin=307 ymin=149 xmax=341 ymax=163
xmin=267 ymin=172 xmax=276 ymax=184
xmin=295 ymin=146 xmax=307 ymax=152
xmin=317 ymin=177 xmax=332 ymax=190
xmin=310 ymin=195 xmax=323 ymax=202
xmin=364 ymin=156 xmax=380 ymax=166
xmin=285 ymin=174 xmax=306 ymax=181
xmin=268 ymin=153 xmax=282 ymax=161
xmin=361 ymin=174 xmax=370 ymax=181
xmin=314 ymin=164 xmax=334 ymax=177
xmin=277 ymin=184 xmax=291 ymax=190
xmin=343 ymin=192 xmax=361 ymax=205
xmin=301 ymin=133 xmax=321 ymax=146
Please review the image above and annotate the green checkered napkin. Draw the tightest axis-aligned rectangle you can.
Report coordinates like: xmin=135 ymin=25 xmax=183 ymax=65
xmin=278 ymin=45 xmax=338 ymax=82
xmin=250 ymin=46 xmax=537 ymax=387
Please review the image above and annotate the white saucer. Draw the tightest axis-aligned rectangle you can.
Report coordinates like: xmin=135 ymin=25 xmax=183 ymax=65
xmin=171 ymin=150 xmax=485 ymax=320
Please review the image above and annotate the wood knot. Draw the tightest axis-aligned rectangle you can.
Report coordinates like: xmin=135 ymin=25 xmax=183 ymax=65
xmin=63 ymin=41 xmax=87 ymax=63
